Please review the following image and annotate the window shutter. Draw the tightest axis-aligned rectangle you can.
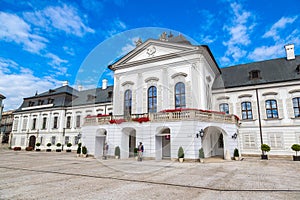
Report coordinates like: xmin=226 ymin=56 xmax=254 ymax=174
xmin=252 ymin=101 xmax=258 ymax=120
xmin=236 ymin=102 xmax=241 ymax=119
xmin=169 ymin=83 xmax=174 ymax=108
xmin=186 ymin=81 xmax=192 ymax=108
xmin=286 ymin=98 xmax=295 ymax=118
xmin=277 ymin=99 xmax=284 ymax=119
xmin=228 ymin=103 xmax=233 ymax=115
xmin=260 ymin=100 xmax=266 ymax=119
xmin=143 ymin=86 xmax=147 ymax=113
xmin=132 ymin=90 xmax=136 ymax=113
xmin=157 ymin=85 xmax=162 ymax=111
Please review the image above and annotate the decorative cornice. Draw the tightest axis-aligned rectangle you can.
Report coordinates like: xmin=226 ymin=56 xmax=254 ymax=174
xmin=121 ymin=81 xmax=134 ymax=86
xmin=145 ymin=77 xmax=159 ymax=83
xmin=289 ymin=89 xmax=300 ymax=94
xmin=171 ymin=72 xmax=187 ymax=79
xmin=216 ymin=96 xmax=230 ymax=100
xmin=262 ymin=92 xmax=278 ymax=96
xmin=238 ymin=94 xmax=253 ymax=98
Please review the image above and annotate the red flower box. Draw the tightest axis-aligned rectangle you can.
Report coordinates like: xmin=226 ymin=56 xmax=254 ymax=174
xmin=133 ymin=117 xmax=150 ymax=123
xmin=109 ymin=119 xmax=126 ymax=124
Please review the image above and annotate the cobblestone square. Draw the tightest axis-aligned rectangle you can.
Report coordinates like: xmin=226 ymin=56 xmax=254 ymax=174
xmin=0 ymin=150 xmax=300 ymax=199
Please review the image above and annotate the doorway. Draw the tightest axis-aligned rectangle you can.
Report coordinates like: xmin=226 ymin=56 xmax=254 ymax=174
xmin=29 ymin=135 xmax=36 ymax=149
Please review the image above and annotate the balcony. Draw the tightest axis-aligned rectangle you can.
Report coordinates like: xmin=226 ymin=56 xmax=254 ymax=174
xmin=84 ymin=109 xmax=239 ymax=126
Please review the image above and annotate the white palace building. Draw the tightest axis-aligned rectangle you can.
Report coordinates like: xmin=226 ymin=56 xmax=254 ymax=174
xmin=11 ymin=33 xmax=300 ymax=160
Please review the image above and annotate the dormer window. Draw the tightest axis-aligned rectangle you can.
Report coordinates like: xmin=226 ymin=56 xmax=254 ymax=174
xmin=296 ymin=65 xmax=300 ymax=74
xmin=249 ymin=70 xmax=261 ymax=80
xmin=108 ymin=91 xmax=113 ymax=98
xmin=47 ymin=98 xmax=54 ymax=104
xmin=87 ymin=94 xmax=96 ymax=102
xmin=28 ymin=101 xmax=35 ymax=107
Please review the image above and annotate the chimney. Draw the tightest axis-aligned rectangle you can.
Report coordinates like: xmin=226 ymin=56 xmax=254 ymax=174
xmin=285 ymin=44 xmax=295 ymax=60
xmin=62 ymin=81 xmax=69 ymax=86
xmin=102 ymin=79 xmax=107 ymax=90
xmin=78 ymin=85 xmax=83 ymax=91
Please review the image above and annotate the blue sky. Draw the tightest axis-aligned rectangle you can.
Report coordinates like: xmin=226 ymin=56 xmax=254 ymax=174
xmin=0 ymin=0 xmax=300 ymax=110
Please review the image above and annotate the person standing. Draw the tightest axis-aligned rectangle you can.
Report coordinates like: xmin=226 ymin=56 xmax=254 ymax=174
xmin=103 ymin=142 xmax=109 ymax=160
xmin=138 ymin=142 xmax=144 ymax=161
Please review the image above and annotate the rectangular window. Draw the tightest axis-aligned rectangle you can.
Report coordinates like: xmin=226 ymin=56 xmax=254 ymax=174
xmin=65 ymin=136 xmax=70 ymax=145
xmin=66 ymin=116 xmax=71 ymax=129
xmin=293 ymin=97 xmax=300 ymax=117
xmin=74 ymin=136 xmax=79 ymax=145
xmin=219 ymin=103 xmax=229 ymax=114
xmin=243 ymin=134 xmax=256 ymax=149
xmin=266 ymin=100 xmax=278 ymax=118
xmin=51 ymin=136 xmax=56 ymax=145
xmin=13 ymin=119 xmax=19 ymax=131
xmin=22 ymin=118 xmax=28 ymax=130
xmin=40 ymin=136 xmax=43 ymax=145
xmin=21 ymin=137 xmax=25 ymax=146
xmin=42 ymin=117 xmax=47 ymax=129
xmin=12 ymin=137 xmax=16 ymax=146
xmin=53 ymin=116 xmax=58 ymax=129
xmin=76 ymin=115 xmax=81 ymax=128
xmin=32 ymin=118 xmax=37 ymax=130
xmin=269 ymin=133 xmax=282 ymax=149
xmin=241 ymin=102 xmax=253 ymax=120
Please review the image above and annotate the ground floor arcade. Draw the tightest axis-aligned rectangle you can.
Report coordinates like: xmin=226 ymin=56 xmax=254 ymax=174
xmin=81 ymin=120 xmax=239 ymax=160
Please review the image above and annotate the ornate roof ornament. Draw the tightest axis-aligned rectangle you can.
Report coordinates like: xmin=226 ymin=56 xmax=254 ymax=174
xmin=159 ymin=32 xmax=167 ymax=41
xmin=135 ymin=38 xmax=143 ymax=46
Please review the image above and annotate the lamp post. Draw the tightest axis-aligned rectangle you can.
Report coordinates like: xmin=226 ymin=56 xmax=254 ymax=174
xmin=196 ymin=129 xmax=204 ymax=138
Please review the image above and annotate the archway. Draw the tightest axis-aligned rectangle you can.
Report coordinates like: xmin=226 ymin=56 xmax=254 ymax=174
xmin=202 ymin=126 xmax=226 ymax=159
xmin=95 ymin=129 xmax=107 ymax=158
xmin=29 ymin=135 xmax=36 ymax=149
xmin=121 ymin=127 xmax=136 ymax=159
xmin=155 ymin=127 xmax=171 ymax=160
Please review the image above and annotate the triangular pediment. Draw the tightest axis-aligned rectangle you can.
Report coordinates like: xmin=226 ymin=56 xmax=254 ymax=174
xmin=110 ymin=39 xmax=198 ymax=69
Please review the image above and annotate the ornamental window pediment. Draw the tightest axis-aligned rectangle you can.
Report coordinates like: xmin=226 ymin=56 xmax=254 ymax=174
xmin=262 ymin=92 xmax=278 ymax=96
xmin=171 ymin=72 xmax=187 ymax=79
xmin=145 ymin=77 xmax=159 ymax=83
xmin=121 ymin=81 xmax=134 ymax=86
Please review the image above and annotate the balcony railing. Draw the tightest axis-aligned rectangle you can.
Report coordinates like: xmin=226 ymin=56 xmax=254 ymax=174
xmin=84 ymin=109 xmax=239 ymax=126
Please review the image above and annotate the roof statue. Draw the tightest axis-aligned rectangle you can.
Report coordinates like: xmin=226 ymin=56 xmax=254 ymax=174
xmin=159 ymin=32 xmax=167 ymax=41
xmin=135 ymin=38 xmax=143 ymax=46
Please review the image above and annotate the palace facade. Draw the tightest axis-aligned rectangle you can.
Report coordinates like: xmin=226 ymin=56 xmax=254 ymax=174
xmin=10 ymin=34 xmax=300 ymax=160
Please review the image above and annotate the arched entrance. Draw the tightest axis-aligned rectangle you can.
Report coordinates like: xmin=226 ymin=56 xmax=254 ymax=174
xmin=202 ymin=127 xmax=226 ymax=159
xmin=95 ymin=129 xmax=107 ymax=158
xmin=121 ymin=127 xmax=136 ymax=159
xmin=155 ymin=127 xmax=171 ymax=160
xmin=29 ymin=135 xmax=36 ymax=149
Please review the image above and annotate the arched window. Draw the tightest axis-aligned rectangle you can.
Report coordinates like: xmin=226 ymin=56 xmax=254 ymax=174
xmin=241 ymin=102 xmax=253 ymax=119
xmin=175 ymin=82 xmax=186 ymax=108
xmin=124 ymin=89 xmax=132 ymax=116
xmin=219 ymin=103 xmax=229 ymax=114
xmin=148 ymin=86 xmax=157 ymax=113
xmin=292 ymin=97 xmax=300 ymax=117
xmin=265 ymin=99 xmax=278 ymax=118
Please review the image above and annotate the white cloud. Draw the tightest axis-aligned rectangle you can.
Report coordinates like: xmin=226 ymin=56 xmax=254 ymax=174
xmin=248 ymin=44 xmax=284 ymax=61
xmin=263 ymin=16 xmax=298 ymax=41
xmin=63 ymin=46 xmax=75 ymax=56
xmin=45 ymin=53 xmax=69 ymax=76
xmin=0 ymin=58 xmax=61 ymax=110
xmin=104 ymin=19 xmax=127 ymax=38
xmin=0 ymin=12 xmax=48 ymax=54
xmin=24 ymin=4 xmax=95 ymax=37
xmin=0 ymin=57 xmax=18 ymax=73
xmin=222 ymin=2 xmax=256 ymax=63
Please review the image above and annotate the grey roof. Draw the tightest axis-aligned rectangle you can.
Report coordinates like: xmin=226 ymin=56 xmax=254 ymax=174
xmin=213 ymin=55 xmax=300 ymax=89
xmin=69 ymin=86 xmax=113 ymax=106
xmin=26 ymin=85 xmax=78 ymax=99
xmin=15 ymin=85 xmax=113 ymax=112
